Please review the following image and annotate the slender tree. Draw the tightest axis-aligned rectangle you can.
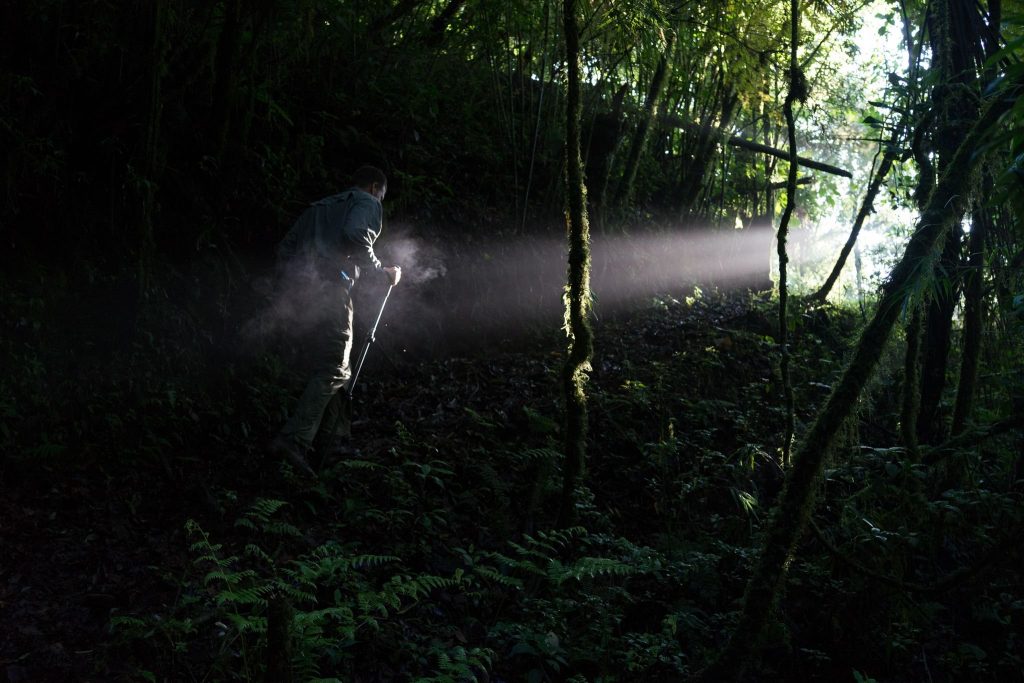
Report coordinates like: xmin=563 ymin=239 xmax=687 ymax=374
xmin=776 ymin=0 xmax=803 ymax=466
xmin=811 ymin=141 xmax=900 ymax=302
xmin=814 ymin=2 xmax=926 ymax=302
xmin=614 ymin=28 xmax=676 ymax=206
xmin=212 ymin=0 xmax=244 ymax=164
xmin=137 ymin=0 xmax=168 ymax=296
xmin=952 ymin=201 xmax=990 ymax=434
xmin=901 ymin=302 xmax=924 ymax=460
xmin=558 ymin=0 xmax=594 ymax=528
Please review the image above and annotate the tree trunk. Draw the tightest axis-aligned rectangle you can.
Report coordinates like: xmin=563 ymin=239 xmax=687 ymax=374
xmin=212 ymin=0 xmax=243 ymax=164
xmin=901 ymin=302 xmax=924 ymax=460
xmin=951 ymin=203 xmax=988 ymax=434
xmin=917 ymin=227 xmax=963 ymax=443
xmin=588 ymin=83 xmax=628 ymax=219
xmin=614 ymin=32 xmax=676 ymax=206
xmin=265 ymin=596 xmax=294 ymax=683
xmin=426 ymin=0 xmax=467 ymax=45
xmin=557 ymin=0 xmax=594 ymax=528
xmin=678 ymin=87 xmax=738 ymax=214
xmin=916 ymin=0 xmax=982 ymax=444
xmin=811 ymin=143 xmax=899 ymax=302
xmin=697 ymin=90 xmax=1009 ymax=683
xmin=137 ymin=0 xmax=167 ymax=296
xmin=776 ymin=0 xmax=801 ymax=466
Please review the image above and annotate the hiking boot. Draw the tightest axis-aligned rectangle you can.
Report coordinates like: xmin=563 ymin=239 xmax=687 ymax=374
xmin=269 ymin=435 xmax=317 ymax=478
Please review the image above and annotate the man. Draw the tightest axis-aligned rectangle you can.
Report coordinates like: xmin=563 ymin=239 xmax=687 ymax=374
xmin=269 ymin=165 xmax=401 ymax=477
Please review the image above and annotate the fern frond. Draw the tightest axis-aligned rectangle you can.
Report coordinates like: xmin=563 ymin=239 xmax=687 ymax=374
xmin=474 ymin=565 xmax=525 ymax=589
xmin=515 ymin=447 xmax=563 ymax=464
xmin=490 ymin=550 xmax=545 ymax=577
xmin=244 ymin=543 xmax=273 ymax=564
xmin=279 ymin=583 xmax=318 ymax=605
xmin=215 ymin=584 xmax=269 ymax=607
xmin=225 ymin=612 xmax=266 ymax=634
xmin=536 ymin=526 xmax=588 ymax=549
xmin=261 ymin=521 xmax=302 ymax=537
xmin=247 ymin=497 xmax=289 ymax=520
xmin=553 ymin=556 xmax=638 ymax=584
xmin=350 ymin=554 xmax=401 ymax=569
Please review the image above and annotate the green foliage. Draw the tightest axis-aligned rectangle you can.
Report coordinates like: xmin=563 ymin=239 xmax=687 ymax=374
xmin=111 ymin=500 xmax=470 ymax=681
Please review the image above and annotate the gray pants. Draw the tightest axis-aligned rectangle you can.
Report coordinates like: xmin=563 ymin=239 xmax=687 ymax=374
xmin=280 ymin=281 xmax=355 ymax=450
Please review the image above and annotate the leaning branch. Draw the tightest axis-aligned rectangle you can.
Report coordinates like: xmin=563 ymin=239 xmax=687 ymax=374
xmin=727 ymin=135 xmax=853 ymax=178
xmin=663 ymin=115 xmax=853 ymax=178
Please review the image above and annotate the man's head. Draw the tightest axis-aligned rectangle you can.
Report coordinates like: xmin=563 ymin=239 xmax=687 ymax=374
xmin=353 ymin=165 xmax=387 ymax=202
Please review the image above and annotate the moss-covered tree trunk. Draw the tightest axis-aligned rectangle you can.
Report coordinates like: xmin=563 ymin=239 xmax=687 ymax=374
xmin=697 ymin=90 xmax=1009 ymax=683
xmin=776 ymin=0 xmax=802 ymax=465
xmin=557 ymin=0 xmax=594 ymax=528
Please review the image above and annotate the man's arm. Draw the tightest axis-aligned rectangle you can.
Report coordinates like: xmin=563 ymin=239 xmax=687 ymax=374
xmin=342 ymin=194 xmax=384 ymax=274
xmin=342 ymin=193 xmax=401 ymax=285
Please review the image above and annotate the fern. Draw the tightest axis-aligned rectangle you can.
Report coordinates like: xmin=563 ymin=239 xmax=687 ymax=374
xmin=235 ymin=498 xmax=301 ymax=537
xmin=474 ymin=565 xmax=526 ymax=589
xmin=414 ymin=644 xmax=496 ymax=683
xmin=514 ymin=447 xmax=563 ymax=464
xmin=335 ymin=458 xmax=383 ymax=470
xmin=550 ymin=556 xmax=639 ymax=584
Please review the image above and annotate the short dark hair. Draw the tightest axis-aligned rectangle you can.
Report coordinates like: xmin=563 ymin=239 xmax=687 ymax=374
xmin=352 ymin=165 xmax=387 ymax=189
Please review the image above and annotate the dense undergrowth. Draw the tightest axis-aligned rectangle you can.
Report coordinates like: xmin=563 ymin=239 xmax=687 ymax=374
xmin=2 ymin=257 xmax=1023 ymax=683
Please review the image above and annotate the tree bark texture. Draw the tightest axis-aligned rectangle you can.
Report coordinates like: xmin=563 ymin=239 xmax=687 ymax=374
xmin=558 ymin=0 xmax=594 ymax=528
xmin=697 ymin=91 xmax=1010 ymax=683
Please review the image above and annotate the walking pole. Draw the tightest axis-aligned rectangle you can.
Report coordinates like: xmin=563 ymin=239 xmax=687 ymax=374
xmin=347 ymin=284 xmax=394 ymax=398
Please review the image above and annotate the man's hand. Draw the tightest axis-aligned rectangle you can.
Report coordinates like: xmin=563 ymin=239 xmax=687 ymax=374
xmin=384 ymin=265 xmax=402 ymax=286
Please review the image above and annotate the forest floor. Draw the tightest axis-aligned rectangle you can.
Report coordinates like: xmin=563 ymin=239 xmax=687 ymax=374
xmin=2 ymin=270 xmax=1020 ymax=682
xmin=0 ymin=282 xmax=778 ymax=679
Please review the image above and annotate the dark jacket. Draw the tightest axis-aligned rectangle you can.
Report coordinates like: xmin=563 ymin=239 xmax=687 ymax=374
xmin=277 ymin=188 xmax=384 ymax=281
